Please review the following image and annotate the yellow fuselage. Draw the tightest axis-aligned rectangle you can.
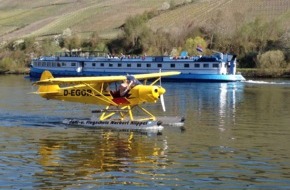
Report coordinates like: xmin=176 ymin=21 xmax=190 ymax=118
xmin=41 ymin=84 xmax=165 ymax=106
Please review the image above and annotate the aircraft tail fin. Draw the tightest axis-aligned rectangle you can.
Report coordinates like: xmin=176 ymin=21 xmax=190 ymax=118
xmin=38 ymin=71 xmax=60 ymax=94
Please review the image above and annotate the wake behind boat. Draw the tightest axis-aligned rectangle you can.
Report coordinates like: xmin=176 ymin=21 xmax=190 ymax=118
xmin=29 ymin=51 xmax=245 ymax=82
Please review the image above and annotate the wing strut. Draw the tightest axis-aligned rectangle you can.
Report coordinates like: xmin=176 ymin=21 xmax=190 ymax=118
xmin=94 ymin=105 xmax=156 ymax=121
xmin=76 ymin=83 xmax=118 ymax=106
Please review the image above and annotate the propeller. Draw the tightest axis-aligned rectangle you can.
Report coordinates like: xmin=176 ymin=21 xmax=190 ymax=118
xmin=159 ymin=69 xmax=166 ymax=112
xmin=160 ymin=93 xmax=166 ymax=112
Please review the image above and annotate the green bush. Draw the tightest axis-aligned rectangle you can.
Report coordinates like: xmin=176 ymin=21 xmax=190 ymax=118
xmin=257 ymin=50 xmax=286 ymax=76
xmin=0 ymin=57 xmax=16 ymax=71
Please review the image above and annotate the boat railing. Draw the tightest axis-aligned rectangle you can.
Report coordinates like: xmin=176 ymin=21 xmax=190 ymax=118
xmin=35 ymin=52 xmax=237 ymax=68
xmin=55 ymin=50 xmax=106 ymax=58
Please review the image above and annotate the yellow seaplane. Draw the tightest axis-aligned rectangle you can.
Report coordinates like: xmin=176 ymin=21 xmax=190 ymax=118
xmin=32 ymin=70 xmax=182 ymax=134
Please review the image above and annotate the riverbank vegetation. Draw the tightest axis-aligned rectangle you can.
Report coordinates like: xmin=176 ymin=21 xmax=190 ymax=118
xmin=0 ymin=0 xmax=289 ymax=77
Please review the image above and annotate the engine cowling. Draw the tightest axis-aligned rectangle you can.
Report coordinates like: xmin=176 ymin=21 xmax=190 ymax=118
xmin=131 ymin=85 xmax=166 ymax=103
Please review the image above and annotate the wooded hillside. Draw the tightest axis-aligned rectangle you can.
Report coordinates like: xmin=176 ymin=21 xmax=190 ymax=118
xmin=0 ymin=0 xmax=289 ymax=41
xmin=0 ymin=0 xmax=289 ymax=76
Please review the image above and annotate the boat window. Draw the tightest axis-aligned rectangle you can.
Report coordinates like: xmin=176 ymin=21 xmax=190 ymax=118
xmin=71 ymin=62 xmax=76 ymax=67
xmin=42 ymin=62 xmax=46 ymax=67
xmin=118 ymin=63 xmax=122 ymax=67
xmin=203 ymin=64 xmax=209 ymax=68
xmin=194 ymin=64 xmax=200 ymax=68
xmin=213 ymin=63 xmax=219 ymax=68
xmin=109 ymin=63 xmax=113 ymax=67
xmin=57 ymin=63 xmax=61 ymax=67
xmin=127 ymin=63 xmax=131 ymax=67
xmin=52 ymin=62 xmax=56 ymax=67
xmin=157 ymin=63 xmax=162 ymax=68
xmin=146 ymin=64 xmax=151 ymax=68
xmin=101 ymin=63 xmax=104 ymax=67
xmin=184 ymin=64 xmax=189 ymax=68
xmin=137 ymin=63 xmax=141 ymax=67
xmin=170 ymin=64 xmax=175 ymax=68
xmin=48 ymin=62 xmax=52 ymax=67
xmin=154 ymin=56 xmax=163 ymax=62
xmin=92 ymin=63 xmax=96 ymax=67
xmin=62 ymin=62 xmax=66 ymax=66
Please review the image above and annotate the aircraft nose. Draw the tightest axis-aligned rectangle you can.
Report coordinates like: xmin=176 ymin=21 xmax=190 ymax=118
xmin=158 ymin=86 xmax=166 ymax=95
xmin=135 ymin=85 xmax=166 ymax=102
xmin=152 ymin=86 xmax=166 ymax=99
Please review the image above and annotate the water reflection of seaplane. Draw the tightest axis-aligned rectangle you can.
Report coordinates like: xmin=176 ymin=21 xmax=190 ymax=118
xmin=36 ymin=131 xmax=168 ymax=183
xmin=32 ymin=70 xmax=183 ymax=134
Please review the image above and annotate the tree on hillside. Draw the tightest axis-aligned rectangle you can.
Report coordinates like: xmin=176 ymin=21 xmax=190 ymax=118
xmin=61 ymin=35 xmax=81 ymax=51
xmin=227 ymin=18 xmax=285 ymax=68
xmin=147 ymin=29 xmax=173 ymax=55
xmin=122 ymin=14 xmax=152 ymax=54
xmin=82 ymin=32 xmax=102 ymax=51
xmin=39 ymin=39 xmax=61 ymax=56
xmin=184 ymin=36 xmax=207 ymax=55
xmin=263 ymin=27 xmax=290 ymax=64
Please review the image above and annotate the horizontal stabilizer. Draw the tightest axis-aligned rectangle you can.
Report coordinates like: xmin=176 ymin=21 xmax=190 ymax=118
xmin=30 ymin=91 xmax=59 ymax=95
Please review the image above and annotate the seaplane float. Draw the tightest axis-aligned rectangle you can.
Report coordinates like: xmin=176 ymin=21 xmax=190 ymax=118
xmin=32 ymin=70 xmax=185 ymax=134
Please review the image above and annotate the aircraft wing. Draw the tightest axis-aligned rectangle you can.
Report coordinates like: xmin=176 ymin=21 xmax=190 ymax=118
xmin=34 ymin=71 xmax=180 ymax=85
xmin=132 ymin=71 xmax=180 ymax=80
xmin=34 ymin=75 xmax=127 ymax=85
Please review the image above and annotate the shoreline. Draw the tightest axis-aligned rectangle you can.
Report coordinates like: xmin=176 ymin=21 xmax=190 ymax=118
xmin=0 ymin=68 xmax=30 ymax=75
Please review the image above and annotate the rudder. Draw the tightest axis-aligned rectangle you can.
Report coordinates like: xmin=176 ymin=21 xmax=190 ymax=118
xmin=40 ymin=70 xmax=54 ymax=81
xmin=38 ymin=70 xmax=60 ymax=94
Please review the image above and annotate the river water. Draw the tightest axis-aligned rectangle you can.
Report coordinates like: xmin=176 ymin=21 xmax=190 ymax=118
xmin=1 ymin=75 xmax=290 ymax=189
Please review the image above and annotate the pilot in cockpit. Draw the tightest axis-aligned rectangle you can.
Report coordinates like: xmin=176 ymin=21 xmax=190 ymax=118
xmin=119 ymin=75 xmax=141 ymax=97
